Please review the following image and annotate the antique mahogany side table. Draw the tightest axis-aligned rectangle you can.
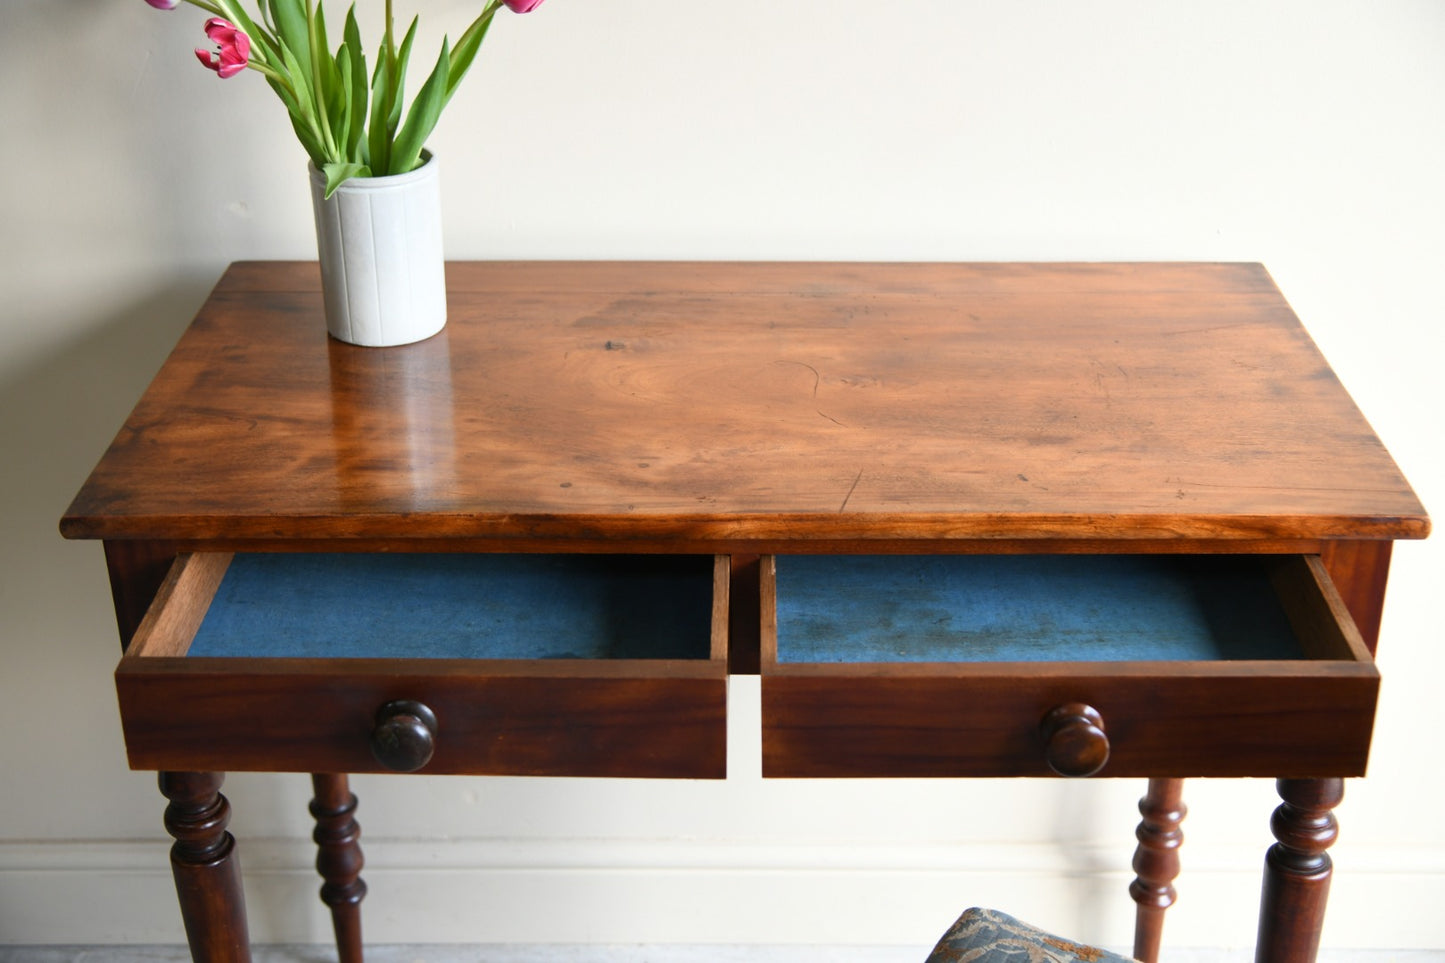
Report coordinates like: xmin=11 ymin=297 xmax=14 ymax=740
xmin=60 ymin=261 xmax=1428 ymax=963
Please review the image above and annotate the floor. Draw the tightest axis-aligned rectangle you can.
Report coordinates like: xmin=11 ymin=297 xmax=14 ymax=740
xmin=2 ymin=948 xmax=1443 ymax=962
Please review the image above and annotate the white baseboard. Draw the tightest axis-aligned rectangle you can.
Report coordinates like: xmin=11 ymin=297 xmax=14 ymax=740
xmin=2 ymin=837 xmax=1442 ymax=949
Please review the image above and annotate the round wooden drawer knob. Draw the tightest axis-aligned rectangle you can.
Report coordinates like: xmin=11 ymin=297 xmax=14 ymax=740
xmin=1041 ymin=702 xmax=1110 ymax=777
xmin=370 ymin=700 xmax=438 ymax=772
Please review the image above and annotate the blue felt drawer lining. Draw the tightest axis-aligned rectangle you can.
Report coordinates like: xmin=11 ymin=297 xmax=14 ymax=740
xmin=187 ymin=553 xmax=716 ymax=660
xmin=773 ymin=555 xmax=1305 ymax=664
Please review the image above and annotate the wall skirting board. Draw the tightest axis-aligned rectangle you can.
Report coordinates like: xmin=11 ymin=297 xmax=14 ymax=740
xmin=2 ymin=836 xmax=1442 ymax=949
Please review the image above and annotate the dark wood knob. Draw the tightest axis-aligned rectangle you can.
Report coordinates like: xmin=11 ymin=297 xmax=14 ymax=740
xmin=370 ymin=700 xmax=438 ymax=772
xmin=1041 ymin=702 xmax=1110 ymax=777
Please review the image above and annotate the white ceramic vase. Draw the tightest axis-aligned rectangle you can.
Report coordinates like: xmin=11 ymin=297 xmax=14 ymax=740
xmin=309 ymin=153 xmax=447 ymax=347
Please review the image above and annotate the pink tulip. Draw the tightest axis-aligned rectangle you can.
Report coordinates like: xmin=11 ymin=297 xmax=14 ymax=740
xmin=502 ymin=0 xmax=546 ymax=11
xmin=144 ymin=0 xmax=180 ymax=8
xmin=194 ymin=17 xmax=250 ymax=79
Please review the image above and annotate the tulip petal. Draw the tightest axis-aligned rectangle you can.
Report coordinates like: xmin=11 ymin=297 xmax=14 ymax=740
xmin=196 ymin=18 xmax=250 ymax=79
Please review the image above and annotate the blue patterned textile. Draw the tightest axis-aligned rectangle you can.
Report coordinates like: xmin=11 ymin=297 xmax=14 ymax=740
xmin=925 ymin=908 xmax=1137 ymax=963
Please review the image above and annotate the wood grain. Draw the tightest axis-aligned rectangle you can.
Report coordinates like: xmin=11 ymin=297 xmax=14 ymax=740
xmin=711 ymin=555 xmax=731 ymax=662
xmin=758 ymin=555 xmax=1379 ymax=779
xmin=1268 ymin=556 xmax=1372 ymax=663
xmin=117 ymin=656 xmax=728 ymax=777
xmin=1256 ymin=779 xmax=1344 ymax=963
xmin=1131 ymin=778 xmax=1187 ymax=963
xmin=127 ymin=553 xmax=232 ymax=658
xmin=761 ymin=668 xmax=1377 ymax=778
xmin=104 ymin=539 xmax=182 ymax=649
xmin=66 ymin=262 xmax=1423 ymax=963
xmin=308 ymin=773 xmax=365 ymax=963
xmin=61 ymin=262 xmax=1428 ymax=548
xmin=1319 ymin=540 xmax=1393 ymax=653
xmin=159 ymin=771 xmax=251 ymax=962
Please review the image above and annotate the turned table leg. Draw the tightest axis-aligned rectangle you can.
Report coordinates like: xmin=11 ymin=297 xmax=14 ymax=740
xmin=311 ymin=773 xmax=367 ymax=963
xmin=1130 ymin=777 xmax=1187 ymax=963
xmin=1255 ymin=778 xmax=1344 ymax=963
xmin=159 ymin=772 xmax=251 ymax=963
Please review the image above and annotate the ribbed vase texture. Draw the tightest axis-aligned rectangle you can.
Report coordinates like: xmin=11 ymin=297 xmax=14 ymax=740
xmin=309 ymin=154 xmax=447 ymax=347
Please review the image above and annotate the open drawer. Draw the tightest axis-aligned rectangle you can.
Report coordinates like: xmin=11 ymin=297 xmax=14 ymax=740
xmin=117 ymin=552 xmax=729 ymax=778
xmin=760 ymin=554 xmax=1377 ymax=779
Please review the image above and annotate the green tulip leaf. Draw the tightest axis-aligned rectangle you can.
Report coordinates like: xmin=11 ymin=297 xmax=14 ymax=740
xmin=367 ymin=54 xmax=394 ymax=174
xmin=225 ymin=0 xmax=280 ymax=66
xmin=156 ymin=0 xmax=530 ymax=180
xmin=267 ymin=0 xmax=313 ymax=84
xmin=342 ymin=7 xmax=368 ymax=160
xmin=334 ymin=49 xmax=354 ymax=160
xmin=369 ymin=15 xmax=418 ymax=175
xmin=391 ymin=16 xmax=419 ymax=129
xmin=276 ymin=38 xmax=316 ymax=128
xmin=310 ymin=0 xmax=330 ymax=63
xmin=390 ymin=38 xmax=449 ymax=175
xmin=267 ymin=75 xmax=328 ymax=167
xmin=321 ymin=162 xmax=371 ymax=199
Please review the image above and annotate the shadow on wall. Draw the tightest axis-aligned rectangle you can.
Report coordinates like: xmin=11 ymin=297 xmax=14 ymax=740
xmin=0 ymin=278 xmax=283 ymax=839
xmin=0 ymin=281 xmax=212 ymax=518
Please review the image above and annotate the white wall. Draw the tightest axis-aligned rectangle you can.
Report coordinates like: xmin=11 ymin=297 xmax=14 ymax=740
xmin=2 ymin=0 xmax=1442 ymax=952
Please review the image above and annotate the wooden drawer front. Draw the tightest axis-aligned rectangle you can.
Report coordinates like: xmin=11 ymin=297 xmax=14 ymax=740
xmin=760 ymin=554 xmax=1377 ymax=779
xmin=116 ymin=553 xmax=729 ymax=778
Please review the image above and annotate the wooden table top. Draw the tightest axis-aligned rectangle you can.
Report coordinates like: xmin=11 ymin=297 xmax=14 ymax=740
xmin=61 ymin=261 xmax=1428 ymax=550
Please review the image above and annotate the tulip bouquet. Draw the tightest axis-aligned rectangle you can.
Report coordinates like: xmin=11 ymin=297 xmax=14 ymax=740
xmin=143 ymin=0 xmax=545 ymax=196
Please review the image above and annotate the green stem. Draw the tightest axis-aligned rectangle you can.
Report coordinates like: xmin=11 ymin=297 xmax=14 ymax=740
xmin=180 ymin=0 xmax=225 ymax=16
xmin=246 ymin=59 xmax=290 ymax=87
xmin=444 ymin=0 xmax=502 ymax=104
xmin=385 ymin=0 xmax=395 ymax=63
xmin=304 ymin=0 xmax=339 ymax=160
xmin=210 ymin=0 xmax=265 ymax=40
xmin=458 ymin=1 xmax=502 ymax=51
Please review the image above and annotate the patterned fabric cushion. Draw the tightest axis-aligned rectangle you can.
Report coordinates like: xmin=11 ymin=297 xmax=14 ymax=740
xmin=925 ymin=907 xmax=1137 ymax=963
